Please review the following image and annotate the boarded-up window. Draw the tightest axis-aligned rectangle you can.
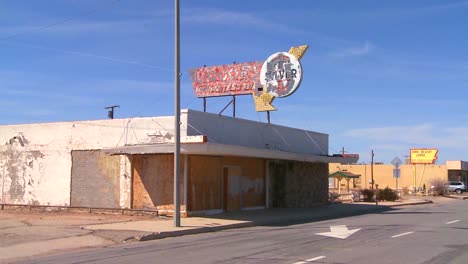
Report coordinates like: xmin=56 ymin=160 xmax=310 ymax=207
xmin=239 ymin=159 xmax=265 ymax=208
xmin=70 ymin=150 xmax=120 ymax=208
xmin=188 ymin=155 xmax=222 ymax=211
xmin=132 ymin=154 xmax=185 ymax=211
xmin=269 ymin=161 xmax=328 ymax=208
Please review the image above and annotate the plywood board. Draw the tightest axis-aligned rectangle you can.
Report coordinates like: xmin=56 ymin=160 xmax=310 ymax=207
xmin=187 ymin=155 xmax=222 ymax=211
xmin=132 ymin=154 xmax=185 ymax=210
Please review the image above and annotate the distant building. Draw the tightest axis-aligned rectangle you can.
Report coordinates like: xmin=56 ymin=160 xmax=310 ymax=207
xmin=0 ymin=109 xmax=353 ymax=215
xmin=329 ymin=160 xmax=468 ymax=192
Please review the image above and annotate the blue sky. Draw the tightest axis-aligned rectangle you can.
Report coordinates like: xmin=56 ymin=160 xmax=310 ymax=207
xmin=1 ymin=0 xmax=467 ymax=164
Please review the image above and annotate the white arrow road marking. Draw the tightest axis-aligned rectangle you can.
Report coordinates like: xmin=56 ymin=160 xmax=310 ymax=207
xmin=292 ymin=256 xmax=326 ymax=264
xmin=391 ymin=231 xmax=414 ymax=238
xmin=307 ymin=256 xmax=326 ymax=261
xmin=446 ymin=220 xmax=460 ymax=225
xmin=316 ymin=225 xmax=361 ymax=239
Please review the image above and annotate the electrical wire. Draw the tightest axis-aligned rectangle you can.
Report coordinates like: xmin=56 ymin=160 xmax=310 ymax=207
xmin=0 ymin=0 xmax=171 ymax=71
xmin=0 ymin=0 xmax=121 ymax=41
xmin=329 ymin=146 xmax=342 ymax=154
xmin=186 ymin=123 xmax=216 ymax=143
xmin=0 ymin=40 xmax=170 ymax=71
xmin=304 ymin=130 xmax=326 ymax=155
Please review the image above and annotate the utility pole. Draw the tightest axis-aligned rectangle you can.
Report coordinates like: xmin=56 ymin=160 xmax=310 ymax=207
xmin=342 ymin=147 xmax=345 ymax=155
xmin=371 ymin=150 xmax=375 ymax=189
xmin=105 ymin=105 xmax=119 ymax=119
xmin=173 ymin=0 xmax=181 ymax=228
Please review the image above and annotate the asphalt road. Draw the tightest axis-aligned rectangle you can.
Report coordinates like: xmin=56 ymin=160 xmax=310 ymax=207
xmin=16 ymin=200 xmax=468 ymax=264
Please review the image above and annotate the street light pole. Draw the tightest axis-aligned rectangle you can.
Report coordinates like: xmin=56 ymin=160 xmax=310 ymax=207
xmin=371 ymin=150 xmax=374 ymax=190
xmin=173 ymin=0 xmax=181 ymax=227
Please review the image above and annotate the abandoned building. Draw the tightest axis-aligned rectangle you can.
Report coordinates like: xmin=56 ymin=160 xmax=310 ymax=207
xmin=0 ymin=109 xmax=354 ymax=215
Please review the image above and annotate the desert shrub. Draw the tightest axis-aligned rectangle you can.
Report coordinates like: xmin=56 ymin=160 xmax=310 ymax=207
xmin=361 ymin=189 xmax=375 ymax=202
xmin=378 ymin=187 xmax=398 ymax=201
xmin=430 ymin=178 xmax=446 ymax=196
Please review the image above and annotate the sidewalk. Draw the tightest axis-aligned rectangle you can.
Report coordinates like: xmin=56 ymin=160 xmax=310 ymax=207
xmin=0 ymin=197 xmax=442 ymax=263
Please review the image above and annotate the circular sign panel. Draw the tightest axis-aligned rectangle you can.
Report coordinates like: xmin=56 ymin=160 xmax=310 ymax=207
xmin=260 ymin=52 xmax=303 ymax=98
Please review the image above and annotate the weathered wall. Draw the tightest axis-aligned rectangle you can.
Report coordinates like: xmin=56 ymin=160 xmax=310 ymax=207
xmin=70 ymin=150 xmax=120 ymax=208
xmin=222 ymin=156 xmax=265 ymax=209
xmin=0 ymin=135 xmax=70 ymax=205
xmin=186 ymin=155 xmax=265 ymax=212
xmin=223 ymin=166 xmax=242 ymax=211
xmin=330 ymin=163 xmax=448 ymax=190
xmin=0 ymin=109 xmax=330 ymax=208
xmin=119 ymin=155 xmax=132 ymax=208
xmin=0 ymin=115 xmax=183 ymax=206
xmin=269 ymin=161 xmax=328 ymax=208
xmin=185 ymin=109 xmax=329 ymax=156
xmin=239 ymin=158 xmax=265 ymax=208
xmin=132 ymin=154 xmax=185 ymax=211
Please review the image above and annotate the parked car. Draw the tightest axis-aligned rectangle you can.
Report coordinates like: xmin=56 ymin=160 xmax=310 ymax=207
xmin=444 ymin=181 xmax=466 ymax=195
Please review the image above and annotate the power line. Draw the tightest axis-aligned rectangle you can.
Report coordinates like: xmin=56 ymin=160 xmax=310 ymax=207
xmin=329 ymin=146 xmax=341 ymax=153
xmin=0 ymin=40 xmax=170 ymax=71
xmin=0 ymin=0 xmax=172 ymax=71
xmin=0 ymin=0 xmax=121 ymax=41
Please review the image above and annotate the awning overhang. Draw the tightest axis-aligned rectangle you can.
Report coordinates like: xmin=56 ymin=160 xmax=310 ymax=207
xmin=329 ymin=171 xmax=361 ymax=180
xmin=104 ymin=142 xmax=358 ymax=164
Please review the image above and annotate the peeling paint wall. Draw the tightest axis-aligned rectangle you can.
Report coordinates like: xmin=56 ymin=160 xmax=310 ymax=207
xmin=269 ymin=161 xmax=328 ymax=208
xmin=0 ymin=115 xmax=183 ymax=207
xmin=0 ymin=145 xmax=44 ymax=205
xmin=0 ymin=134 xmax=71 ymax=205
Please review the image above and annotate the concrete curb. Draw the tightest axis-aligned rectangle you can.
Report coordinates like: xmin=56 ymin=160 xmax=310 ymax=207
xmin=126 ymin=199 xmax=435 ymax=242
xmin=131 ymin=206 xmax=387 ymax=241
xmin=443 ymin=195 xmax=468 ymax=200
xmin=134 ymin=222 xmax=256 ymax=241
xmin=388 ymin=200 xmax=433 ymax=207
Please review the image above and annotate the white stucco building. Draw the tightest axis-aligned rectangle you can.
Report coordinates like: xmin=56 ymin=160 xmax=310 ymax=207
xmin=0 ymin=109 xmax=354 ymax=214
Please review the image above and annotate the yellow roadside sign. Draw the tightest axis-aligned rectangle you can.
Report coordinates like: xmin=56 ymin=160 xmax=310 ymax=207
xmin=410 ymin=148 xmax=438 ymax=164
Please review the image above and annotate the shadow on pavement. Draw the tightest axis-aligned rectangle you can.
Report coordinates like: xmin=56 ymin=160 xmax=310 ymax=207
xmin=381 ymin=211 xmax=451 ymax=215
xmin=200 ymin=203 xmax=396 ymax=227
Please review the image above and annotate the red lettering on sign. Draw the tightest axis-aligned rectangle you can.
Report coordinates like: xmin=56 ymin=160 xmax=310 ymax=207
xmin=189 ymin=61 xmax=263 ymax=97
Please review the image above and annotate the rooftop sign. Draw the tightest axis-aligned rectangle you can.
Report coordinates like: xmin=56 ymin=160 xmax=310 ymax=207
xmin=259 ymin=52 xmax=302 ymax=98
xmin=188 ymin=45 xmax=309 ymax=113
xmin=410 ymin=148 xmax=438 ymax=164
xmin=252 ymin=45 xmax=308 ymax=112
xmin=189 ymin=61 xmax=263 ymax=98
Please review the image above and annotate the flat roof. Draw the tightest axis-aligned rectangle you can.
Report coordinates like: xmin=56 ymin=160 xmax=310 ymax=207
xmin=105 ymin=142 xmax=358 ymax=164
